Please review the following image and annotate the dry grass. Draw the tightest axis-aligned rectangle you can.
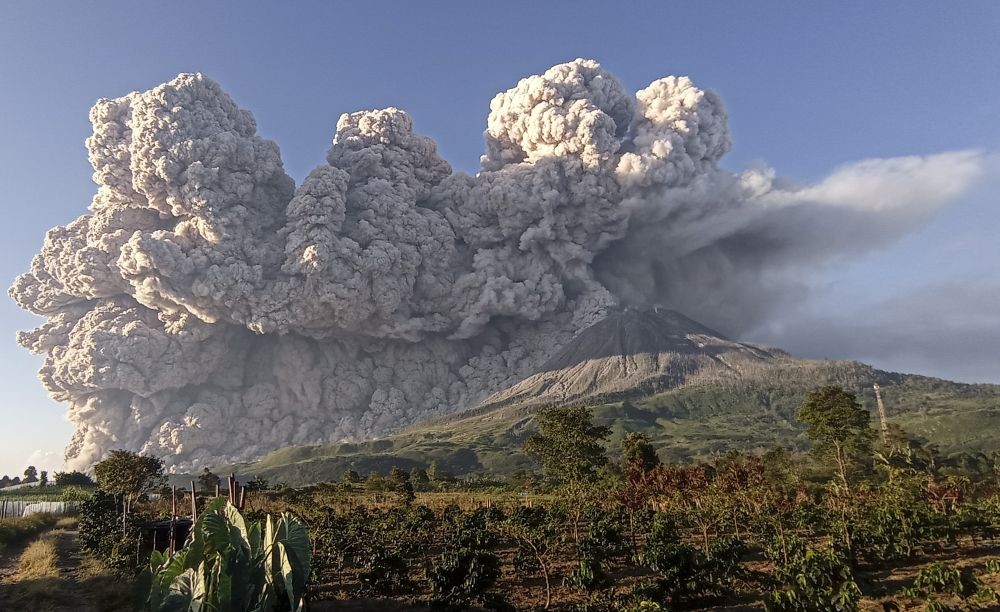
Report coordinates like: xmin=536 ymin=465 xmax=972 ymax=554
xmin=0 ymin=529 xmax=134 ymax=612
xmin=55 ymin=516 xmax=78 ymax=529
xmin=0 ymin=512 xmax=57 ymax=554
xmin=14 ymin=532 xmax=60 ymax=580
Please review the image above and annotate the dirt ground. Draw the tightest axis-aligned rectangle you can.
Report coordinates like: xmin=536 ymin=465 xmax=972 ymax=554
xmin=308 ymin=541 xmax=1000 ymax=610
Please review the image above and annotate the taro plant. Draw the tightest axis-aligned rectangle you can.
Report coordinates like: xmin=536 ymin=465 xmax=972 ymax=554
xmin=141 ymin=497 xmax=311 ymax=612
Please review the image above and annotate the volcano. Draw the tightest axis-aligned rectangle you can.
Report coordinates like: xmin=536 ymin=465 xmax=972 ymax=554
xmin=477 ymin=308 xmax=781 ymax=413
xmin=225 ymin=309 xmax=1000 ymax=485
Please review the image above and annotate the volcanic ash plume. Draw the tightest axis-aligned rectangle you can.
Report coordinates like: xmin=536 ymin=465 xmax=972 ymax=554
xmin=10 ymin=60 xmax=984 ymax=470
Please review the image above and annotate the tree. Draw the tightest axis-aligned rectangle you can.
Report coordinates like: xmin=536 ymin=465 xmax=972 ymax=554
xmin=623 ymin=432 xmax=660 ymax=473
xmin=796 ymin=386 xmax=875 ymax=492
xmin=39 ymin=470 xmax=48 ymax=487
xmin=410 ymin=467 xmax=430 ymax=491
xmin=23 ymin=465 xmax=38 ymax=483
xmin=500 ymin=505 xmax=564 ymax=609
xmin=524 ymin=406 xmax=611 ymax=485
xmin=427 ymin=460 xmax=453 ymax=485
xmin=388 ymin=466 xmax=415 ymax=504
xmin=365 ymin=472 xmax=386 ymax=492
xmin=54 ymin=470 xmax=96 ymax=486
xmin=198 ymin=467 xmax=222 ymax=494
xmin=342 ymin=469 xmax=361 ymax=484
xmin=93 ymin=450 xmax=165 ymax=535
xmin=525 ymin=407 xmax=611 ymax=556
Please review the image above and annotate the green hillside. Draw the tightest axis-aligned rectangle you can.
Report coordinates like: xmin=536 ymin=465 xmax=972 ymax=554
xmin=224 ymin=356 xmax=1000 ymax=486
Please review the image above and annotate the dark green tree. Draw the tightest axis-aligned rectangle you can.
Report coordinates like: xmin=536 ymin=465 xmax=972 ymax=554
xmin=23 ymin=465 xmax=38 ymax=483
xmin=388 ymin=466 xmax=415 ymax=504
xmin=197 ymin=467 xmax=222 ymax=494
xmin=365 ymin=472 xmax=386 ymax=492
xmin=524 ymin=406 xmax=611 ymax=485
xmin=796 ymin=386 xmax=876 ymax=492
xmin=410 ymin=467 xmax=430 ymax=491
xmin=623 ymin=432 xmax=661 ymax=473
xmin=242 ymin=475 xmax=270 ymax=492
xmin=342 ymin=469 xmax=361 ymax=484
xmin=427 ymin=460 xmax=453 ymax=486
xmin=54 ymin=470 xmax=96 ymax=486
xmin=93 ymin=450 xmax=165 ymax=535
xmin=39 ymin=470 xmax=48 ymax=487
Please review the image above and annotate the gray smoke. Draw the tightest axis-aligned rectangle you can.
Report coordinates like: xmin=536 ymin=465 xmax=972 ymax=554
xmin=10 ymin=59 xmax=985 ymax=470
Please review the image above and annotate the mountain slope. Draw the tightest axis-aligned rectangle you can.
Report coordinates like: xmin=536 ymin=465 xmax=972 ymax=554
xmin=225 ymin=310 xmax=1000 ymax=485
xmin=476 ymin=308 xmax=781 ymax=413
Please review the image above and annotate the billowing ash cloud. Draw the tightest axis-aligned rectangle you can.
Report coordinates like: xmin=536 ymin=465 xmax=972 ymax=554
xmin=10 ymin=59 xmax=985 ymax=470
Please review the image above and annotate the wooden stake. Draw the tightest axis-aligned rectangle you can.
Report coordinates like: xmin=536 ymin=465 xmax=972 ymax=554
xmin=873 ymin=383 xmax=890 ymax=444
xmin=169 ymin=486 xmax=177 ymax=554
xmin=190 ymin=480 xmax=198 ymax=521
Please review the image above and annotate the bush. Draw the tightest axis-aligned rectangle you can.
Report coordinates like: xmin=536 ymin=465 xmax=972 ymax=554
xmin=566 ymin=556 xmax=613 ymax=594
xmin=901 ymin=562 xmax=989 ymax=600
xmin=639 ymin=514 xmax=743 ymax=604
xmin=426 ymin=548 xmax=502 ymax=607
xmin=640 ymin=516 xmax=703 ymax=602
xmin=78 ymin=489 xmax=147 ymax=574
xmin=766 ymin=544 xmax=861 ymax=611
xmin=60 ymin=485 xmax=94 ymax=502
xmin=359 ymin=547 xmax=410 ymax=595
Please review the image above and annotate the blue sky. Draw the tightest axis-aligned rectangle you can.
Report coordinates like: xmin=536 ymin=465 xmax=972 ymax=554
xmin=1 ymin=2 xmax=998 ymax=476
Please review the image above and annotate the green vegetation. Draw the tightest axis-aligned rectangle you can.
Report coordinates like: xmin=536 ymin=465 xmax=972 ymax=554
xmin=796 ymin=386 xmax=875 ymax=491
xmin=141 ymin=498 xmax=311 ymax=612
xmin=94 ymin=449 xmax=164 ymax=536
xmin=45 ymin=382 xmax=1000 ymax=609
xmin=0 ymin=513 xmax=58 ymax=553
xmin=0 ymin=484 xmax=96 ymax=502
xmin=524 ymin=406 xmax=612 ymax=485
xmin=54 ymin=470 xmax=96 ymax=487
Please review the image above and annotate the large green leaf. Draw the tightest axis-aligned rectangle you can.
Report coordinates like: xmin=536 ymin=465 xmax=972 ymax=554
xmin=141 ymin=498 xmax=311 ymax=612
xmin=276 ymin=541 xmax=296 ymax=611
xmin=157 ymin=568 xmax=199 ymax=612
xmin=222 ymin=499 xmax=249 ymax=540
xmin=278 ymin=514 xmax=311 ymax=599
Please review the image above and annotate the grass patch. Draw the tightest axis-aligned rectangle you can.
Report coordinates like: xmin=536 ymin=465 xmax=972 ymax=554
xmin=0 ymin=530 xmax=134 ymax=612
xmin=0 ymin=513 xmax=57 ymax=553
xmin=55 ymin=516 xmax=78 ymax=529
xmin=15 ymin=532 xmax=60 ymax=580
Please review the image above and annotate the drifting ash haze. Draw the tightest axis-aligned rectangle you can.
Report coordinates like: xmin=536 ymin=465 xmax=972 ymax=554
xmin=10 ymin=59 xmax=985 ymax=471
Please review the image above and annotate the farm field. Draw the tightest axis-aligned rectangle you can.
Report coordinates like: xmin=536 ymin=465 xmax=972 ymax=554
xmin=6 ymin=488 xmax=1000 ymax=611
xmin=37 ymin=388 xmax=1000 ymax=611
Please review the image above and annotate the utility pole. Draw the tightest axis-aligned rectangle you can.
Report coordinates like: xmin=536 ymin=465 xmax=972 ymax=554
xmin=873 ymin=383 xmax=890 ymax=444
